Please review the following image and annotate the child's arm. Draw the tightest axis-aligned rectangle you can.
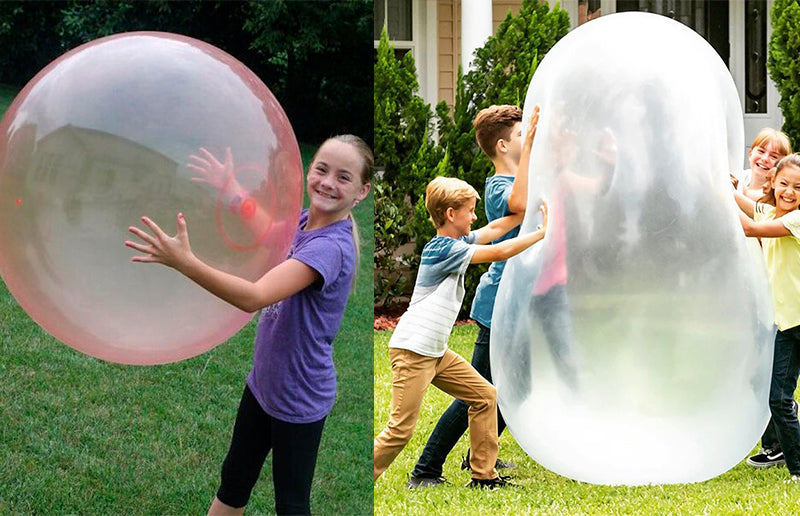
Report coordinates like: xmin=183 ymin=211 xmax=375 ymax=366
xmin=125 ymin=214 xmax=317 ymax=313
xmin=506 ymin=106 xmax=539 ymax=214
xmin=733 ymin=189 xmax=756 ymax=219
xmin=471 ymin=202 xmax=547 ymax=264
xmin=472 ymin=212 xmax=524 ymax=245
xmin=188 ymin=147 xmax=283 ymax=240
xmin=738 ymin=211 xmax=792 ymax=238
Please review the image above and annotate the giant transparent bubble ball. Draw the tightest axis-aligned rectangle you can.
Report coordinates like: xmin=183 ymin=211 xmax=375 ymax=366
xmin=0 ymin=32 xmax=303 ymax=365
xmin=491 ymin=12 xmax=774 ymax=485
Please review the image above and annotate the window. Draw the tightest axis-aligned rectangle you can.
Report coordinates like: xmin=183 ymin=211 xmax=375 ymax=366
xmin=374 ymin=0 xmax=413 ymax=62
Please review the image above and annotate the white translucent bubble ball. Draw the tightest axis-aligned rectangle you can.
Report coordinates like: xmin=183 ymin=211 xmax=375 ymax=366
xmin=491 ymin=12 xmax=775 ymax=485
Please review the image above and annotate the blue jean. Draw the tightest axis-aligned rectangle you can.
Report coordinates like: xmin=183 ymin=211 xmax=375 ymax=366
xmin=411 ymin=323 xmax=507 ymax=478
xmin=768 ymin=325 xmax=800 ymax=475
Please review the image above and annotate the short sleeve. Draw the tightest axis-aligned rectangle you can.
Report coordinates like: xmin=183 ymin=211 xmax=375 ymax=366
xmin=484 ymin=176 xmax=513 ymax=219
xmin=753 ymin=202 xmax=772 ymax=222
xmin=291 ymin=236 xmax=344 ymax=290
xmin=437 ymin=238 xmax=475 ymax=275
xmin=780 ymin=210 xmax=800 ymax=239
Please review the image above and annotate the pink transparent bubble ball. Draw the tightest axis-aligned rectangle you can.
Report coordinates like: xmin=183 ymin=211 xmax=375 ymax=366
xmin=0 ymin=32 xmax=303 ymax=365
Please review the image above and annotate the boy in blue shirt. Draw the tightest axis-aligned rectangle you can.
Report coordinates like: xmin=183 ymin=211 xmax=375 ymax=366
xmin=374 ymin=176 xmax=546 ymax=488
xmin=407 ymin=105 xmax=539 ymax=488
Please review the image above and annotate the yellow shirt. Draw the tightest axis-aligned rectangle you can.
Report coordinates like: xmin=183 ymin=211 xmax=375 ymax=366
xmin=754 ymin=203 xmax=800 ymax=330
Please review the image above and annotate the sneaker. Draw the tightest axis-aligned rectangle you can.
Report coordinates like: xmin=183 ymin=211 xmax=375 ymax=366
xmin=495 ymin=458 xmax=517 ymax=470
xmin=460 ymin=454 xmax=517 ymax=471
xmin=747 ymin=448 xmax=786 ymax=468
xmin=406 ymin=475 xmax=448 ymax=489
xmin=466 ymin=475 xmax=515 ymax=489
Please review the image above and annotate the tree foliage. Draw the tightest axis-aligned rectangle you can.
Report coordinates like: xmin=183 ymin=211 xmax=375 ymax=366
xmin=768 ymin=0 xmax=800 ymax=149
xmin=374 ymin=28 xmax=444 ymax=306
xmin=0 ymin=0 xmax=371 ymax=145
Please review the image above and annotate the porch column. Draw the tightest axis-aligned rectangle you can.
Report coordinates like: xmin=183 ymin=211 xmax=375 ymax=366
xmin=461 ymin=0 xmax=493 ymax=72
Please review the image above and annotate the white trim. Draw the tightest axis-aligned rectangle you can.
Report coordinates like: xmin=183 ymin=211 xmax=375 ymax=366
xmin=461 ymin=0 xmax=493 ymax=72
xmin=558 ymin=0 xmax=579 ymax=27
xmin=422 ymin=0 xmax=438 ymax=108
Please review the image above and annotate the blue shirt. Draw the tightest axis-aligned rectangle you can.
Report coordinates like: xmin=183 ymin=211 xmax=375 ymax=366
xmin=470 ymin=175 xmax=519 ymax=327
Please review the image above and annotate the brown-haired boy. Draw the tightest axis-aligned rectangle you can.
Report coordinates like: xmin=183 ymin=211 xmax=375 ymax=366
xmin=373 ymin=175 xmax=546 ymax=488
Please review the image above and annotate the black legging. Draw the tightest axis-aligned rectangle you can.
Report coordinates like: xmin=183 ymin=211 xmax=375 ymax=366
xmin=216 ymin=385 xmax=326 ymax=515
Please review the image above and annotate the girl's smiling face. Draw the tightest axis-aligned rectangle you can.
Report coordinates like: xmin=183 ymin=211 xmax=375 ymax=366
xmin=772 ymin=163 xmax=800 ymax=215
xmin=749 ymin=141 xmax=783 ymax=176
xmin=306 ymin=139 xmax=370 ymax=218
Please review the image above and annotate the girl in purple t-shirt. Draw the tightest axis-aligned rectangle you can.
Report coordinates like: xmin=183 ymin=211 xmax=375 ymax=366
xmin=125 ymin=135 xmax=372 ymax=516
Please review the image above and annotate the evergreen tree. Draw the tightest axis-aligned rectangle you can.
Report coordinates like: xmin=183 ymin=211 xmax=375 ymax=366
xmin=374 ymin=28 xmax=443 ymax=307
xmin=768 ymin=0 xmax=800 ymax=149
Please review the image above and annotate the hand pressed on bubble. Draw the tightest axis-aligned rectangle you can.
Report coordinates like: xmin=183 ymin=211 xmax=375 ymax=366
xmin=187 ymin=147 xmax=244 ymax=196
xmin=523 ymin=105 xmax=540 ymax=150
xmin=537 ymin=200 xmax=549 ymax=233
xmin=125 ymin=213 xmax=195 ymax=272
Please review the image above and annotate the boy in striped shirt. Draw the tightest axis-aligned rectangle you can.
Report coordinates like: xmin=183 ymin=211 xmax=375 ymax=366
xmin=373 ymin=176 xmax=547 ymax=488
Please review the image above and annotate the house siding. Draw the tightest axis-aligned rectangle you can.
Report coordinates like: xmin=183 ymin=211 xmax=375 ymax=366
xmin=437 ymin=0 xmax=522 ymax=107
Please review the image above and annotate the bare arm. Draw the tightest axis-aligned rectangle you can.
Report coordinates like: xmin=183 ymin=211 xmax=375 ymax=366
xmin=738 ymin=212 xmax=792 ymax=238
xmin=125 ymin=214 xmax=317 ymax=313
xmin=471 ymin=203 xmax=548 ymax=264
xmin=472 ymin=212 xmax=524 ymax=245
xmin=734 ymin=190 xmax=756 ymax=219
xmin=507 ymin=105 xmax=539 ymax=214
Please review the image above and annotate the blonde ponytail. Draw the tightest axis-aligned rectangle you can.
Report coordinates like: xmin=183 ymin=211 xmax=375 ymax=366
xmin=311 ymin=135 xmax=373 ymax=288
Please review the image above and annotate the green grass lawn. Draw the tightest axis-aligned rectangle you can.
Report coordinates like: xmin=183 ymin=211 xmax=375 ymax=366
xmin=374 ymin=324 xmax=800 ymax=515
xmin=0 ymin=198 xmax=372 ymax=515
xmin=0 ymin=85 xmax=373 ymax=514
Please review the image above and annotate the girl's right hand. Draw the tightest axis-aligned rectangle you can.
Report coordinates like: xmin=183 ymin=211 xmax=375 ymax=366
xmin=188 ymin=147 xmax=242 ymax=195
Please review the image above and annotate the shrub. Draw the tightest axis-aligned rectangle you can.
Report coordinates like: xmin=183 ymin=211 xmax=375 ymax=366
xmin=768 ymin=0 xmax=800 ymax=149
xmin=374 ymin=28 xmax=443 ymax=308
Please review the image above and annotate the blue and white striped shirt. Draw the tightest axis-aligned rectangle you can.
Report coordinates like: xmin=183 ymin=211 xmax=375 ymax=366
xmin=389 ymin=233 xmax=477 ymax=357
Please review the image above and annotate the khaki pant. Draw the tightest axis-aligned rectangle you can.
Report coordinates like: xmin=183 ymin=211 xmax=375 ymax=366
xmin=373 ymin=348 xmax=498 ymax=480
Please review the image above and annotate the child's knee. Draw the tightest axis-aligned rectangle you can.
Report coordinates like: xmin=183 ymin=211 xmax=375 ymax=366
xmin=477 ymin=383 xmax=497 ymax=408
xmin=383 ymin=418 xmax=416 ymax=444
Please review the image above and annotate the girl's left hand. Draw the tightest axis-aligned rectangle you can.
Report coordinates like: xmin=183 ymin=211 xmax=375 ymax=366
xmin=125 ymin=213 xmax=195 ymax=272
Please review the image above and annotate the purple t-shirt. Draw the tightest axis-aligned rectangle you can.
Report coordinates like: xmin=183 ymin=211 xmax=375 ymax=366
xmin=246 ymin=209 xmax=356 ymax=423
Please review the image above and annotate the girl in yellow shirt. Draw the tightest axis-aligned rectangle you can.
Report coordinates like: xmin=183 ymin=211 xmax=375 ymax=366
xmin=735 ymin=154 xmax=800 ymax=482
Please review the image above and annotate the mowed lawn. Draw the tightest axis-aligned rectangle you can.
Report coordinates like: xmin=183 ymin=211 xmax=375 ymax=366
xmin=0 ymin=83 xmax=373 ymax=514
xmin=374 ymin=324 xmax=800 ymax=516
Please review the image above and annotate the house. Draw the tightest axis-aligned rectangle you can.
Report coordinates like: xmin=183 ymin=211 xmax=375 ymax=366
xmin=375 ymin=0 xmax=781 ymax=160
